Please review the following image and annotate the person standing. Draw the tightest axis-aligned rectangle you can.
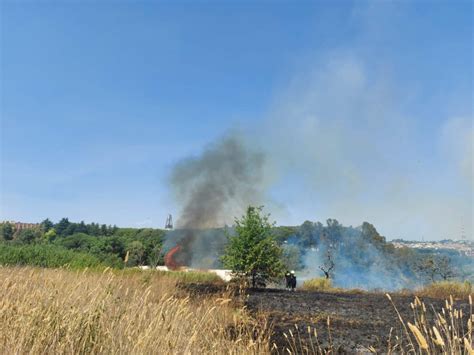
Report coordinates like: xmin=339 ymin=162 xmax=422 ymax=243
xmin=285 ymin=271 xmax=291 ymax=290
xmin=290 ymin=270 xmax=297 ymax=291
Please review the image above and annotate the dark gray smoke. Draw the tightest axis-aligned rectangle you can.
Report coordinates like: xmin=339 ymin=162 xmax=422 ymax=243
xmin=165 ymin=133 xmax=266 ymax=267
xmin=171 ymin=133 xmax=265 ymax=229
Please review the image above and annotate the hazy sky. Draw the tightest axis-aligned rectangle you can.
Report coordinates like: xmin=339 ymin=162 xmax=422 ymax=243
xmin=1 ymin=1 xmax=472 ymax=240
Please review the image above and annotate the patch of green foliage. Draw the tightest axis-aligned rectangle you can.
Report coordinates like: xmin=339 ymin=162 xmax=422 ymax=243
xmin=222 ymin=206 xmax=285 ymax=288
xmin=0 ymin=218 xmax=165 ymax=269
xmin=0 ymin=243 xmax=107 ymax=269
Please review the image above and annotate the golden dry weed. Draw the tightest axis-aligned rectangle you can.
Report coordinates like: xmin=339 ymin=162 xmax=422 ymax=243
xmin=0 ymin=267 xmax=270 ymax=354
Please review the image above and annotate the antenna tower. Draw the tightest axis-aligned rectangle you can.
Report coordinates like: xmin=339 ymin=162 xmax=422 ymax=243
xmin=165 ymin=214 xmax=173 ymax=230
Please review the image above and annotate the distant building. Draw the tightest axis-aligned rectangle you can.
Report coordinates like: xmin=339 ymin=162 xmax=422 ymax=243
xmin=391 ymin=239 xmax=474 ymax=257
xmin=1 ymin=221 xmax=40 ymax=231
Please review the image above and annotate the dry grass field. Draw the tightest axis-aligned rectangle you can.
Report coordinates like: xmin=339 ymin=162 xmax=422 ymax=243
xmin=1 ymin=267 xmax=472 ymax=354
xmin=0 ymin=267 xmax=270 ymax=354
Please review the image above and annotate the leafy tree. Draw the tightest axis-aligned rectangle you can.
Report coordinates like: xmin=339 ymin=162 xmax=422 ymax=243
xmin=437 ymin=256 xmax=455 ymax=280
xmin=88 ymin=223 xmax=100 ymax=236
xmin=44 ymin=228 xmax=57 ymax=242
xmin=147 ymin=244 xmax=163 ymax=268
xmin=40 ymin=219 xmax=54 ymax=233
xmin=64 ymin=223 xmax=77 ymax=236
xmin=75 ymin=221 xmax=88 ymax=234
xmin=55 ymin=218 xmax=70 ymax=236
xmin=416 ymin=255 xmax=455 ymax=283
xmin=221 ymin=206 xmax=284 ymax=288
xmin=361 ymin=222 xmax=386 ymax=245
xmin=57 ymin=233 xmax=96 ymax=251
xmin=127 ymin=240 xmax=145 ymax=266
xmin=0 ymin=222 xmax=14 ymax=241
xmin=18 ymin=229 xmax=41 ymax=244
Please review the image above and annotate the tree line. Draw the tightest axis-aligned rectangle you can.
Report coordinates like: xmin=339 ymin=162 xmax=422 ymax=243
xmin=0 ymin=219 xmax=165 ymax=269
xmin=1 ymin=211 xmax=470 ymax=288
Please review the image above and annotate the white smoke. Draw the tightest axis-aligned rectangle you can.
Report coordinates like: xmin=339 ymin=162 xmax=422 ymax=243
xmin=257 ymin=54 xmax=472 ymax=241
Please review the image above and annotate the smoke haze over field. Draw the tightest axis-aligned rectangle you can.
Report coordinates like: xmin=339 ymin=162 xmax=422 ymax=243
xmin=260 ymin=54 xmax=473 ymax=241
xmin=169 ymin=55 xmax=473 ymax=241
xmin=165 ymin=3 xmax=472 ymax=241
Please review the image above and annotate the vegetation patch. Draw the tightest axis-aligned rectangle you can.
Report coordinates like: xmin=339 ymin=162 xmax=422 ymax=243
xmin=0 ymin=244 xmax=107 ymax=269
xmin=301 ymin=277 xmax=334 ymax=291
xmin=416 ymin=280 xmax=473 ymax=300
xmin=0 ymin=267 xmax=270 ymax=354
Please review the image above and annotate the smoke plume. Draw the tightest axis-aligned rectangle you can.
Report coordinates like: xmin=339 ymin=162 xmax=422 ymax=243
xmin=171 ymin=133 xmax=265 ymax=229
xmin=164 ymin=133 xmax=266 ymax=267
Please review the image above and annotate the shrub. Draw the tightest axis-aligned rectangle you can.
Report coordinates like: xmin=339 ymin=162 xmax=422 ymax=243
xmin=416 ymin=280 xmax=473 ymax=299
xmin=0 ymin=243 xmax=106 ymax=269
xmin=302 ymin=277 xmax=333 ymax=291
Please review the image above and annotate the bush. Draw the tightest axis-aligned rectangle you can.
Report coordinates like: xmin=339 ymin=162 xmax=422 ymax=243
xmin=416 ymin=280 xmax=473 ymax=299
xmin=0 ymin=243 xmax=107 ymax=269
xmin=302 ymin=277 xmax=333 ymax=291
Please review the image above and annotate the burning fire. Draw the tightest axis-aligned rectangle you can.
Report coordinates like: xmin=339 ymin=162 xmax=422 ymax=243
xmin=164 ymin=245 xmax=183 ymax=270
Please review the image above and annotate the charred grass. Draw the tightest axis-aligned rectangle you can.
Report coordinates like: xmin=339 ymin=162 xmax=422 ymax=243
xmin=244 ymin=288 xmax=473 ymax=354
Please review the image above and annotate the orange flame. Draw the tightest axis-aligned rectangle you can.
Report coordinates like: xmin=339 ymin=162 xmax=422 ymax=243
xmin=164 ymin=245 xmax=182 ymax=270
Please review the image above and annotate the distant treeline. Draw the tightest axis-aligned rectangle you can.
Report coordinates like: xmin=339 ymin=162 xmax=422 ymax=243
xmin=0 ymin=218 xmax=471 ymax=289
xmin=0 ymin=219 xmax=165 ymax=269
xmin=272 ymin=220 xmax=473 ymax=289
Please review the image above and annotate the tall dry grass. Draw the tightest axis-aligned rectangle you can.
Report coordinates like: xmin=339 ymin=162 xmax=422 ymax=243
xmin=0 ymin=267 xmax=270 ymax=354
xmin=301 ymin=278 xmax=333 ymax=292
xmin=415 ymin=281 xmax=473 ymax=300
xmin=386 ymin=293 xmax=473 ymax=354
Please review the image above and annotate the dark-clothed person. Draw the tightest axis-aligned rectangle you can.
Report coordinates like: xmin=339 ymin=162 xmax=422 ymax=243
xmin=289 ymin=271 xmax=297 ymax=291
xmin=285 ymin=271 xmax=291 ymax=290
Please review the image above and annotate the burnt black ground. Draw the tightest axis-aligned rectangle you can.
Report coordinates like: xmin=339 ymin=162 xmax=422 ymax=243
xmin=179 ymin=283 xmax=470 ymax=353
xmin=245 ymin=288 xmax=470 ymax=353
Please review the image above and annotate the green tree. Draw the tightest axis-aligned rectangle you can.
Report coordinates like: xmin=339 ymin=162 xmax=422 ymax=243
xmin=416 ymin=255 xmax=455 ymax=283
xmin=40 ymin=219 xmax=54 ymax=233
xmin=88 ymin=223 xmax=100 ymax=236
xmin=0 ymin=222 xmax=14 ymax=241
xmin=55 ymin=218 xmax=70 ymax=236
xmin=75 ymin=221 xmax=88 ymax=234
xmin=127 ymin=240 xmax=145 ymax=266
xmin=221 ymin=206 xmax=284 ymax=288
xmin=437 ymin=256 xmax=455 ymax=280
xmin=147 ymin=244 xmax=163 ymax=268
xmin=44 ymin=228 xmax=57 ymax=242
xmin=18 ymin=229 xmax=41 ymax=244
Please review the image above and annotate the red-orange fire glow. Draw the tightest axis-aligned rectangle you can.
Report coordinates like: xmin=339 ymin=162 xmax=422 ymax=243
xmin=164 ymin=245 xmax=182 ymax=270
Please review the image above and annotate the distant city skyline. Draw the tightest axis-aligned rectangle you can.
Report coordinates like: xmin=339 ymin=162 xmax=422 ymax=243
xmin=1 ymin=1 xmax=472 ymax=240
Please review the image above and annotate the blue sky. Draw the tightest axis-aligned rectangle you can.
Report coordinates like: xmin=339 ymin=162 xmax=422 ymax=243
xmin=1 ymin=1 xmax=472 ymax=240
